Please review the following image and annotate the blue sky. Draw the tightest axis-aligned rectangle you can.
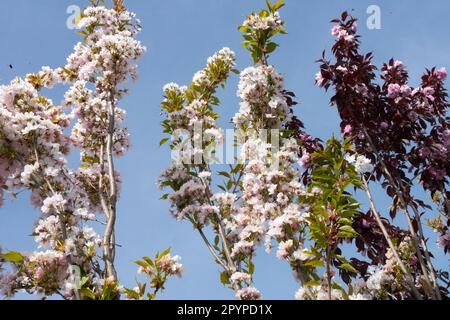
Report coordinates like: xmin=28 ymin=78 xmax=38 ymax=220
xmin=0 ymin=0 xmax=449 ymax=300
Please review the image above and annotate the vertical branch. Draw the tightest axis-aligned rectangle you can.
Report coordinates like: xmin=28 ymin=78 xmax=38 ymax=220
xmin=362 ymin=177 xmax=423 ymax=300
xmin=325 ymin=247 xmax=333 ymax=300
xmin=102 ymin=89 xmax=118 ymax=281
xmin=199 ymin=165 xmax=236 ymax=273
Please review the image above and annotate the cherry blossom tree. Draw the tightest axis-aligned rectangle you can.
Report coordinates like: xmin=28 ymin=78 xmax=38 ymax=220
xmin=1 ymin=0 xmax=448 ymax=301
xmin=160 ymin=1 xmax=449 ymax=300
xmin=0 ymin=0 xmax=181 ymax=300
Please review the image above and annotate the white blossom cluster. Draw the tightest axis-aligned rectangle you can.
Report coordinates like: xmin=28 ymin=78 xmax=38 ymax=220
xmin=0 ymin=4 xmax=145 ymax=299
xmin=233 ymin=65 xmax=291 ymax=130
xmin=345 ymin=154 xmax=374 ymax=174
xmin=294 ymin=237 xmax=418 ymax=300
xmin=138 ymin=253 xmax=183 ymax=278
xmin=242 ymin=11 xmax=283 ymax=33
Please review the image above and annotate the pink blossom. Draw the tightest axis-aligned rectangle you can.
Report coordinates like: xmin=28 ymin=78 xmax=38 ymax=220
xmin=344 ymin=124 xmax=353 ymax=135
xmin=423 ymin=86 xmax=435 ymax=101
xmin=387 ymin=83 xmax=401 ymax=98
xmin=235 ymin=287 xmax=261 ymax=300
xmin=394 ymin=60 xmax=404 ymax=69
xmin=298 ymin=154 xmax=311 ymax=168
xmin=315 ymin=71 xmax=325 ymax=87
xmin=436 ymin=67 xmax=447 ymax=81
xmin=380 ymin=122 xmax=389 ymax=130
xmin=331 ymin=25 xmax=341 ymax=37
xmin=400 ymin=85 xmax=412 ymax=96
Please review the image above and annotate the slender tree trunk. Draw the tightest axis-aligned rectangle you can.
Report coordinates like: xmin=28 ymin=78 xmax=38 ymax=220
xmin=362 ymin=177 xmax=423 ymax=300
xmin=102 ymin=89 xmax=118 ymax=281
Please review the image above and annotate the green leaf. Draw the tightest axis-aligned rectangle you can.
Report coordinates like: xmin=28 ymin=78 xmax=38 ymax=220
xmin=135 ymin=260 xmax=148 ymax=269
xmin=338 ymin=225 xmax=358 ymax=235
xmin=339 ymin=263 xmax=358 ymax=274
xmin=304 ymin=260 xmax=324 ymax=268
xmin=338 ymin=218 xmax=353 ymax=225
xmin=265 ymin=42 xmax=278 ymax=54
xmin=218 ymin=171 xmax=230 ymax=178
xmin=160 ymin=247 xmax=172 ymax=257
xmin=220 ymin=271 xmax=230 ymax=285
xmin=337 ymin=231 xmax=356 ymax=238
xmin=124 ymin=288 xmax=141 ymax=300
xmin=80 ymin=276 xmax=89 ymax=288
xmin=305 ymin=280 xmax=321 ymax=287
xmin=143 ymin=256 xmax=154 ymax=267
xmin=80 ymin=288 xmax=96 ymax=300
xmin=159 ymin=137 xmax=170 ymax=146
xmin=1 ymin=251 xmax=24 ymax=263
xmin=160 ymin=194 xmax=168 ymax=200
xmin=214 ymin=235 xmax=220 ymax=247
xmin=273 ymin=0 xmax=285 ymax=11
xmin=248 ymin=260 xmax=255 ymax=275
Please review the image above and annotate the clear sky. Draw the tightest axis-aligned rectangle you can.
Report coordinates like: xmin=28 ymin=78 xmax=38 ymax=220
xmin=0 ymin=0 xmax=449 ymax=300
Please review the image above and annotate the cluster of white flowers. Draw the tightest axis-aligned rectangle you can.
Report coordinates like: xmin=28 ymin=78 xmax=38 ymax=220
xmin=157 ymin=164 xmax=191 ymax=189
xmin=192 ymin=48 xmax=235 ymax=87
xmin=228 ymin=51 xmax=313 ymax=298
xmin=159 ymin=166 xmax=218 ymax=224
xmin=1 ymin=250 xmax=71 ymax=298
xmin=293 ymin=235 xmax=420 ymax=300
xmin=235 ymin=287 xmax=262 ymax=300
xmin=0 ymin=4 xmax=144 ymax=299
xmin=345 ymin=154 xmax=374 ymax=174
xmin=295 ymin=284 xmax=344 ymax=301
xmin=231 ymin=138 xmax=306 ymax=259
xmin=41 ymin=193 xmax=66 ymax=214
xmin=65 ymin=80 xmax=130 ymax=158
xmin=233 ymin=65 xmax=291 ymax=129
xmin=157 ymin=254 xmax=183 ymax=277
xmin=242 ymin=11 xmax=283 ymax=32
xmin=161 ymin=48 xmax=235 ymax=165
xmin=347 ymin=237 xmax=418 ymax=300
xmin=20 ymin=162 xmax=40 ymax=186
xmin=212 ymin=193 xmax=236 ymax=207
xmin=72 ymin=7 xmax=145 ymax=84
xmin=230 ymin=272 xmax=252 ymax=285
xmin=34 ymin=215 xmax=61 ymax=248
xmin=138 ymin=253 xmax=184 ymax=279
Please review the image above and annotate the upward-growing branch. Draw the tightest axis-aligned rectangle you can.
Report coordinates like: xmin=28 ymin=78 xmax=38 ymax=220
xmin=102 ymin=88 xmax=118 ymax=281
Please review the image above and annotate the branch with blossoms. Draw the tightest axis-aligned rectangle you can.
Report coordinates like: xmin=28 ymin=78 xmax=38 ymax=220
xmin=159 ymin=1 xmax=449 ymax=301
xmin=159 ymin=0 xmax=322 ymax=300
xmin=316 ymin=11 xmax=449 ymax=299
xmin=125 ymin=248 xmax=182 ymax=300
xmin=0 ymin=0 xmax=181 ymax=300
xmin=1 ymin=0 xmax=448 ymax=302
xmin=159 ymin=48 xmax=251 ymax=297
